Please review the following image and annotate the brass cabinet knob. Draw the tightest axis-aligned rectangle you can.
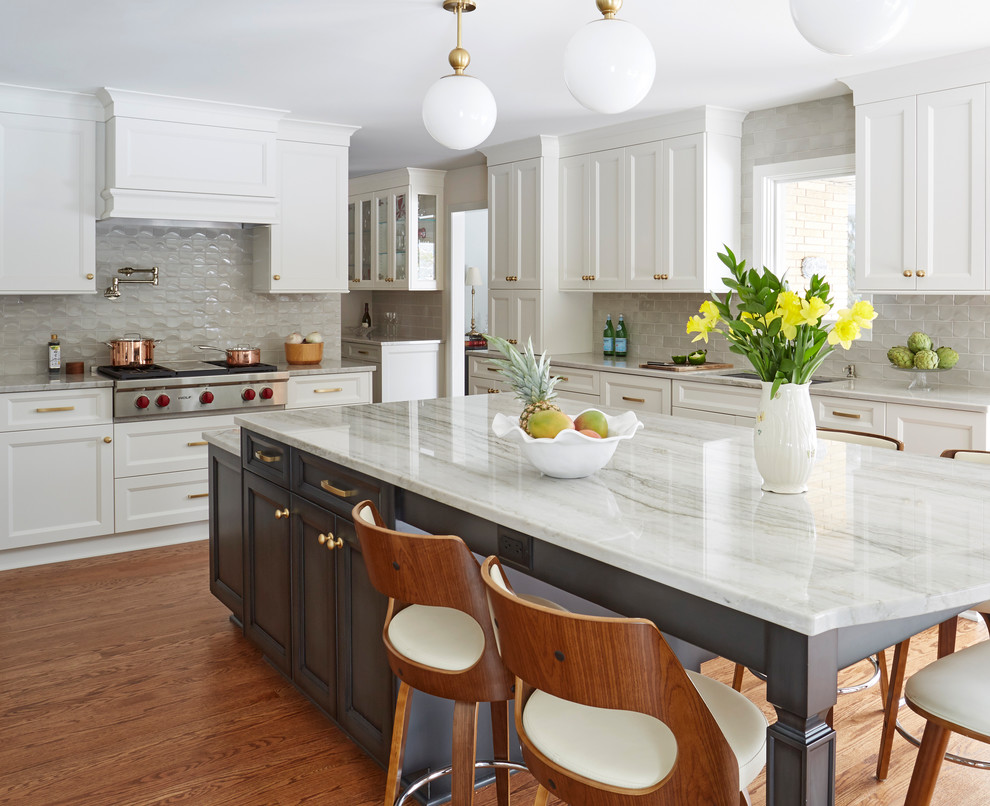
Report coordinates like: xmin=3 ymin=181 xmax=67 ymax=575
xmin=654 ymin=274 xmax=662 ymax=280
xmin=86 ymin=273 xmax=94 ymax=280
xmin=903 ymin=269 xmax=913 ymax=277
xmin=661 ymin=273 xmax=669 ymax=280
xmin=103 ymin=436 xmax=112 ymax=443
xmin=273 ymin=274 xmax=281 ymax=281
xmin=507 ymin=339 xmax=518 ymax=345
xmin=318 ymin=532 xmax=343 ymax=550
xmin=505 ymin=275 xmax=517 ymax=282
xmin=917 ymin=269 xmax=926 ymax=278
xmin=488 ymin=388 xmax=501 ymax=394
xmin=352 ymin=278 xmax=360 ymax=283
xmin=274 ymin=507 xmax=290 ymax=519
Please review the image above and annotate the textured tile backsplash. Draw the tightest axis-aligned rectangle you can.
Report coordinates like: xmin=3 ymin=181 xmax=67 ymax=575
xmin=0 ymin=222 xmax=342 ymax=374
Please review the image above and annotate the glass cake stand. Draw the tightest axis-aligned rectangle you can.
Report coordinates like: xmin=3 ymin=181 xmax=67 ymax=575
xmin=892 ymin=366 xmax=951 ymax=391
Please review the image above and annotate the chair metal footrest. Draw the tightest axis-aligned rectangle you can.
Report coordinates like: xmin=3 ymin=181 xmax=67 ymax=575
xmin=894 ymin=716 xmax=990 ymax=770
xmin=395 ymin=760 xmax=529 ymax=806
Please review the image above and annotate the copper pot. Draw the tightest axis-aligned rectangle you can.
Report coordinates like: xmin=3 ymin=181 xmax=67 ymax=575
xmin=105 ymin=334 xmax=161 ymax=366
xmin=197 ymin=344 xmax=261 ymax=366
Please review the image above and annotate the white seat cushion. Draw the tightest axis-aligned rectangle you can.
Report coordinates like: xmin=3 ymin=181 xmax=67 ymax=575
xmin=905 ymin=640 xmax=990 ymax=741
xmin=521 ymin=670 xmax=767 ymax=791
xmin=387 ymin=604 xmax=485 ymax=672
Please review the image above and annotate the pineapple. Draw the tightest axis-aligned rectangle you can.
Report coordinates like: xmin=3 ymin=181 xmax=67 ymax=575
xmin=484 ymin=335 xmax=562 ymax=433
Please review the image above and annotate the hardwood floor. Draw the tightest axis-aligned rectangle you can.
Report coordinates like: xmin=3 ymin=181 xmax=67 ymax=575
xmin=1 ymin=541 xmax=987 ymax=806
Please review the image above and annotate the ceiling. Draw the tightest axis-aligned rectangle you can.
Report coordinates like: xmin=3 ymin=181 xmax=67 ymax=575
xmin=2 ymin=1 xmax=989 ymax=177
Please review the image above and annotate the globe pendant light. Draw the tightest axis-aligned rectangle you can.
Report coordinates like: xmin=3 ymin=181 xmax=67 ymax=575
xmin=790 ymin=0 xmax=913 ymax=56
xmin=564 ymin=0 xmax=656 ymax=115
xmin=422 ymin=0 xmax=497 ymax=151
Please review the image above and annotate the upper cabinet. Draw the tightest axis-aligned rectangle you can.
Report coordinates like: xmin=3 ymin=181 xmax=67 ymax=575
xmin=0 ymin=85 xmax=100 ymax=294
xmin=348 ymin=168 xmax=445 ymax=291
xmin=556 ymin=108 xmax=743 ymax=294
xmin=253 ymin=120 xmax=358 ymax=294
xmin=488 ymin=156 xmax=545 ymax=289
xmin=845 ymin=50 xmax=990 ymax=293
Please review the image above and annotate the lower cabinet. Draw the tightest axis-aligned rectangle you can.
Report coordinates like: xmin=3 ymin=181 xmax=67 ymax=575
xmin=601 ymin=373 xmax=671 ymax=415
xmin=886 ymin=402 xmax=988 ymax=456
xmin=209 ymin=446 xmax=244 ymax=620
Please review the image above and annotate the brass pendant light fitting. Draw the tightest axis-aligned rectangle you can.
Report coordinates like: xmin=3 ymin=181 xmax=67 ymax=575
xmin=441 ymin=0 xmax=477 ymax=75
xmin=595 ymin=0 xmax=623 ymax=19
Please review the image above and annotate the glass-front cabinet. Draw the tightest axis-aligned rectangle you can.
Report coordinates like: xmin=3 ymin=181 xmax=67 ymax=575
xmin=348 ymin=168 xmax=445 ymax=291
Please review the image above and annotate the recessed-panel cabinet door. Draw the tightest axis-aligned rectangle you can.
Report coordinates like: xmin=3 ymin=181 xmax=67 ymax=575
xmin=590 ymin=148 xmax=625 ymax=290
xmin=659 ymin=134 xmax=705 ymax=291
xmin=626 ymin=141 xmax=664 ymax=291
xmin=559 ymin=154 xmax=591 ymax=289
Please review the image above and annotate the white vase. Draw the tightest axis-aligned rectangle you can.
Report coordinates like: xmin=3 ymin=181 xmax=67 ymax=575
xmin=753 ymin=381 xmax=817 ymax=494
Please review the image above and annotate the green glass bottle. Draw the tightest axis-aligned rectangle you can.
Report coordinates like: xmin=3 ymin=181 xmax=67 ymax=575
xmin=602 ymin=314 xmax=615 ymax=357
xmin=614 ymin=314 xmax=628 ymax=358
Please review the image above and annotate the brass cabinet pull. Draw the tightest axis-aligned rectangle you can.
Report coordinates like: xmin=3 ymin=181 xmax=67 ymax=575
xmin=903 ymin=269 xmax=914 ymax=277
xmin=487 ymin=367 xmax=500 ymax=372
xmin=507 ymin=339 xmax=518 ymax=345
xmin=86 ymin=273 xmax=94 ymax=280
xmin=660 ymin=273 xmax=669 ymax=280
xmin=318 ymin=532 xmax=344 ymax=550
xmin=313 ymin=388 xmax=343 ymax=394
xmin=321 ymin=479 xmax=358 ymax=498
xmin=36 ymin=406 xmax=75 ymax=413
xmin=832 ymin=411 xmax=862 ymax=419
xmin=103 ymin=436 xmax=113 ymax=444
xmin=274 ymin=507 xmax=290 ymax=519
xmin=187 ymin=492 xmax=209 ymax=499
xmin=254 ymin=450 xmax=282 ymax=463
xmin=187 ymin=440 xmax=208 ymax=447
xmin=580 ymin=274 xmax=596 ymax=281
xmin=273 ymin=274 xmax=281 ymax=281
xmin=559 ymin=377 xmax=569 ymax=382
xmin=488 ymin=388 xmax=501 ymax=394
xmin=917 ymin=269 xmax=926 ymax=278
xmin=622 ymin=396 xmax=646 ymax=403
xmin=352 ymin=278 xmax=361 ymax=283
xmin=357 ymin=350 xmax=369 ymax=355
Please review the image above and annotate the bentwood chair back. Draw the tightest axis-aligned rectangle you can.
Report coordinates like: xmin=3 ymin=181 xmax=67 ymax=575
xmin=875 ymin=448 xmax=990 ymax=785
xmin=817 ymin=427 xmax=904 ymax=450
xmin=352 ymin=501 xmax=517 ymax=806
xmin=480 ymin=555 xmax=767 ymax=806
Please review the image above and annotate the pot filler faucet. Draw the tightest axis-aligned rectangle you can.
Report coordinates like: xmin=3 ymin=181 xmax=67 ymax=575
xmin=104 ymin=266 xmax=159 ymax=300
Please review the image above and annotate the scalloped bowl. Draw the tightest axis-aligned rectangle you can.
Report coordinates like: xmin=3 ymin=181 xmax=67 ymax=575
xmin=492 ymin=409 xmax=643 ymax=479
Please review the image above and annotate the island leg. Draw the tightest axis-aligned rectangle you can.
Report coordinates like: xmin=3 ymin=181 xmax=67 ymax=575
xmin=764 ymin=628 xmax=839 ymax=806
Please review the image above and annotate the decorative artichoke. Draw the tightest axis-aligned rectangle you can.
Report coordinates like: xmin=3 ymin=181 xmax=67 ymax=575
xmin=887 ymin=346 xmax=914 ymax=369
xmin=913 ymin=349 xmax=939 ymax=370
xmin=907 ymin=331 xmax=933 ymax=353
xmin=935 ymin=346 xmax=959 ymax=369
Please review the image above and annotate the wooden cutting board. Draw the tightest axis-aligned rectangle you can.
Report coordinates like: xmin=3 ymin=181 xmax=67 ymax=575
xmin=638 ymin=362 xmax=734 ymax=371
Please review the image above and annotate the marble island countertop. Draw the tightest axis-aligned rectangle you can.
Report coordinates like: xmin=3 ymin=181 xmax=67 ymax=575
xmin=0 ymin=369 xmax=114 ymax=394
xmin=235 ymin=394 xmax=990 ymax=638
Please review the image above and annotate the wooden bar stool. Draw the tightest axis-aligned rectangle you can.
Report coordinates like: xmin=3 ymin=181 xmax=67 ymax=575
xmin=480 ymin=555 xmax=767 ymax=806
xmin=352 ymin=501 xmax=524 ymax=806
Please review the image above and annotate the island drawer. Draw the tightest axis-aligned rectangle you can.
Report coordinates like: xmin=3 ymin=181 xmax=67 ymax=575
xmin=812 ymin=395 xmax=885 ymax=435
xmin=550 ymin=365 xmax=600 ymax=396
xmin=292 ymin=449 xmax=388 ymax=520
xmin=242 ymin=430 xmax=290 ymax=484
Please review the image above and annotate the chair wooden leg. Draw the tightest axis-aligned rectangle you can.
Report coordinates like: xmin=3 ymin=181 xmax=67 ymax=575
xmin=385 ymin=681 xmax=414 ymax=806
xmin=533 ymin=785 xmax=551 ymax=806
xmin=877 ymin=647 xmax=889 ymax=707
xmin=739 ymin=786 xmax=753 ymax=806
xmin=452 ymin=700 xmax=480 ymax=806
xmin=876 ymin=638 xmax=910 ymax=781
xmin=904 ymin=721 xmax=951 ymax=806
xmin=982 ymin=611 xmax=990 ymax=633
xmin=490 ymin=700 xmax=511 ymax=806
xmin=937 ymin=615 xmax=958 ymax=658
xmin=731 ymin=662 xmax=745 ymax=692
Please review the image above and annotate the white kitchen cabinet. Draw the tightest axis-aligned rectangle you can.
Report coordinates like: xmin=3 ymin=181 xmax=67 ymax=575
xmin=488 ymin=158 xmax=544 ymax=290
xmin=550 ymin=365 xmax=601 ymax=399
xmin=602 ymin=374 xmax=671 ymax=416
xmin=0 ymin=387 xmax=115 ymax=551
xmin=0 ymin=106 xmax=97 ymax=294
xmin=488 ymin=290 xmax=544 ymax=352
xmin=853 ymin=84 xmax=987 ymax=292
xmin=348 ymin=168 xmax=445 ymax=291
xmin=341 ymin=341 xmax=442 ymax=403
xmin=672 ymin=380 xmax=760 ymax=426
xmin=467 ymin=355 xmax=510 ymax=397
xmin=254 ymin=121 xmax=355 ymax=293
xmin=885 ymin=402 xmax=988 ymax=456
xmin=811 ymin=394 xmax=886 ymax=435
xmin=286 ymin=371 xmax=373 ymax=409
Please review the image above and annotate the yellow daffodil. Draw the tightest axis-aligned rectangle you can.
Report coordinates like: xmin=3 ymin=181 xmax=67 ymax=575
xmin=801 ymin=296 xmax=831 ymax=327
xmin=846 ymin=300 xmax=877 ymax=329
xmin=827 ymin=316 xmax=861 ymax=349
xmin=686 ymin=314 xmax=715 ymax=343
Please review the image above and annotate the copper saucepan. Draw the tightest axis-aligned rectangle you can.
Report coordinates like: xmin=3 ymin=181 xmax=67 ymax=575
xmin=105 ymin=334 xmax=162 ymax=366
xmin=197 ymin=344 xmax=262 ymax=366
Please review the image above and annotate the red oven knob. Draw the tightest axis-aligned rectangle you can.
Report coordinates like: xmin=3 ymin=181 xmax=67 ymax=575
xmin=135 ymin=395 xmax=150 ymax=409
xmin=156 ymin=394 xmax=171 ymax=408
xmin=200 ymin=391 xmax=215 ymax=405
xmin=260 ymin=387 xmax=274 ymax=400
xmin=242 ymin=388 xmax=257 ymax=401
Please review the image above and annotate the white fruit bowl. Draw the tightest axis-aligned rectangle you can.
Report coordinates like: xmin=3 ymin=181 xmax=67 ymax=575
xmin=492 ymin=409 xmax=643 ymax=479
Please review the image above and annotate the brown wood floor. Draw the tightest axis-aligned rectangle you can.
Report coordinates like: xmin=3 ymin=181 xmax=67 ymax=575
xmin=1 ymin=541 xmax=988 ymax=806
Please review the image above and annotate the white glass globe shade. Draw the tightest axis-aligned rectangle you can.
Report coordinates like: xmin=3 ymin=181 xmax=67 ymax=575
xmin=564 ymin=18 xmax=656 ymax=115
xmin=790 ymin=0 xmax=913 ymax=56
xmin=422 ymin=73 xmax=497 ymax=150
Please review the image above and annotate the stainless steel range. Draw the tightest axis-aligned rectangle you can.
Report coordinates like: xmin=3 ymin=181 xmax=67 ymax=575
xmin=98 ymin=360 xmax=289 ymax=420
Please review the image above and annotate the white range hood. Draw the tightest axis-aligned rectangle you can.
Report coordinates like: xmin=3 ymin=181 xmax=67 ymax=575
xmin=97 ymin=88 xmax=286 ymax=224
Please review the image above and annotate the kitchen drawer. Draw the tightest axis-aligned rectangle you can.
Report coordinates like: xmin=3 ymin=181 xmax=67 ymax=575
xmin=557 ymin=391 xmax=602 ymax=408
xmin=242 ymin=430 xmax=290 ymax=485
xmin=468 ymin=355 xmax=500 ymax=380
xmin=468 ymin=378 xmax=513 ymax=396
xmin=812 ymin=395 xmax=885 ymax=435
xmin=673 ymin=380 xmax=761 ymax=419
xmin=672 ymin=405 xmax=738 ymax=426
xmin=114 ymin=414 xmax=234 ymax=477
xmin=550 ymin=364 xmax=600 ymax=396
xmin=0 ymin=387 xmax=112 ymax=432
xmin=114 ymin=468 xmax=210 ymax=533
xmin=341 ymin=341 xmax=382 ymax=364
xmin=292 ymin=449 xmax=390 ymax=520
xmin=287 ymin=372 xmax=372 ymax=409
xmin=601 ymin=374 xmax=671 ymax=415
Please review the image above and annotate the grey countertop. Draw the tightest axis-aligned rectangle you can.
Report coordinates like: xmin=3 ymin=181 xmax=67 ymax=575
xmin=0 ymin=370 xmax=114 ymax=394
xmin=204 ymin=427 xmax=241 ymax=456
xmin=341 ymin=335 xmax=443 ymax=346
xmin=279 ymin=359 xmax=378 ymax=375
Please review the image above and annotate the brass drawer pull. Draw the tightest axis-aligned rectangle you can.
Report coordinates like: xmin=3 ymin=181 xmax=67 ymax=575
xmin=254 ymin=450 xmax=282 ymax=463
xmin=321 ymin=479 xmax=358 ymax=498
xmin=559 ymin=377 xmax=569 ymax=382
xmin=313 ymin=388 xmax=343 ymax=394
xmin=36 ymin=406 xmax=75 ymax=413
xmin=187 ymin=440 xmax=208 ymax=447
xmin=487 ymin=367 xmax=500 ymax=372
xmin=357 ymin=350 xmax=370 ymax=355
xmin=274 ymin=507 xmax=290 ymax=519
xmin=832 ymin=411 xmax=862 ymax=419
xmin=187 ymin=492 xmax=209 ymax=499
xmin=622 ymin=396 xmax=646 ymax=403
xmin=319 ymin=532 xmax=344 ymax=550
